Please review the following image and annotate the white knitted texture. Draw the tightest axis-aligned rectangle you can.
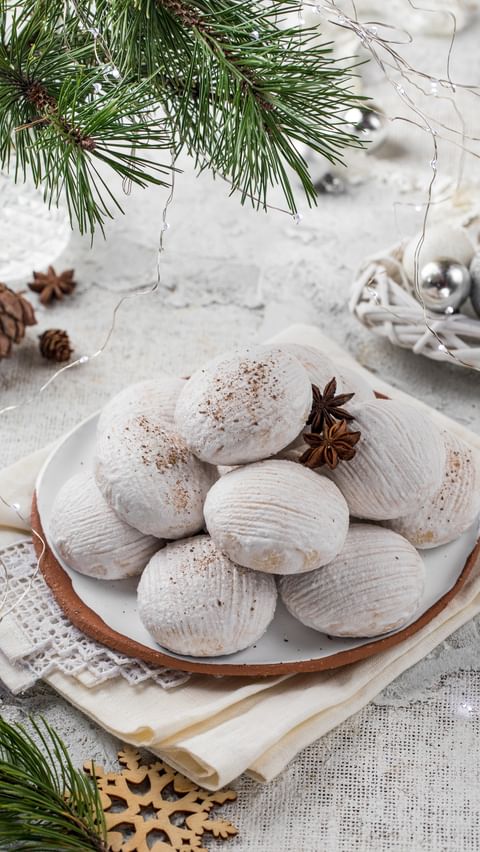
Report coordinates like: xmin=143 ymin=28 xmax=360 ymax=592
xmin=0 ymin=539 xmax=189 ymax=693
xmin=229 ymin=667 xmax=480 ymax=852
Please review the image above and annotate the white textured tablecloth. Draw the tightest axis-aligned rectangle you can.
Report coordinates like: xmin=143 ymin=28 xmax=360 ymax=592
xmin=0 ymin=324 xmax=479 ymax=792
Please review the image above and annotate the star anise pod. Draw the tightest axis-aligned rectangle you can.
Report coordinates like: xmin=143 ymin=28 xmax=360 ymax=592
xmin=28 ymin=266 xmax=76 ymax=305
xmin=300 ymin=419 xmax=361 ymax=470
xmin=307 ymin=378 xmax=355 ymax=433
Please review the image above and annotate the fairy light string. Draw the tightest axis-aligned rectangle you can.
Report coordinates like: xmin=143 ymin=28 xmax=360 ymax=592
xmin=0 ymin=157 xmax=177 ymax=418
xmin=3 ymin=2 xmax=480 ymax=397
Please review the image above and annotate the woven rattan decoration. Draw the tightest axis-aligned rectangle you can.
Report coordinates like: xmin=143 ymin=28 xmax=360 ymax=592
xmin=84 ymin=747 xmax=238 ymax=851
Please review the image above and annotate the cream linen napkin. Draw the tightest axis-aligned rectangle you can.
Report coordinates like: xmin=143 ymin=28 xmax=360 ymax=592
xmin=0 ymin=324 xmax=479 ymax=791
xmin=0 ymin=446 xmax=53 ymax=545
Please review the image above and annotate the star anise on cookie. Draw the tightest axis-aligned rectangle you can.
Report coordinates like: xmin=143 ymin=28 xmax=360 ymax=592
xmin=300 ymin=420 xmax=361 ymax=470
xmin=308 ymin=378 xmax=355 ymax=433
xmin=28 ymin=266 xmax=76 ymax=305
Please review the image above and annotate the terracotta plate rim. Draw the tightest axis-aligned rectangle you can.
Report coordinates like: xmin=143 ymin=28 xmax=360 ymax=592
xmin=31 ymin=493 xmax=479 ymax=678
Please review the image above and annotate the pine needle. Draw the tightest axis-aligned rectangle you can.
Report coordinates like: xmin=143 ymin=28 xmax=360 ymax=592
xmin=0 ymin=716 xmax=107 ymax=851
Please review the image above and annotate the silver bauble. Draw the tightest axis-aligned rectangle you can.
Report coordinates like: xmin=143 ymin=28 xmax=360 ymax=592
xmin=343 ymin=104 xmax=388 ymax=152
xmin=418 ymin=258 xmax=471 ymax=314
xmin=294 ymin=143 xmax=345 ymax=195
xmin=314 ymin=172 xmax=345 ymax=195
xmin=469 ymin=251 xmax=480 ymax=317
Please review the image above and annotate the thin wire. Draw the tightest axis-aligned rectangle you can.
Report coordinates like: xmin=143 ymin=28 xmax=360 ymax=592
xmin=0 ymin=153 xmax=177 ymax=418
xmin=0 ymin=6 xmax=294 ymax=615
xmin=7 ymin=0 xmax=478 ymax=423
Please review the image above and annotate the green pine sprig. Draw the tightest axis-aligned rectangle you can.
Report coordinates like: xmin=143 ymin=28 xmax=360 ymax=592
xmin=0 ymin=6 xmax=171 ymax=234
xmin=1 ymin=0 xmax=364 ymax=234
xmin=0 ymin=715 xmax=107 ymax=851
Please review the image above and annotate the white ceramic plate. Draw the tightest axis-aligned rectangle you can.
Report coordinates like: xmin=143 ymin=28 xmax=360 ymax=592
xmin=36 ymin=412 xmax=479 ymax=672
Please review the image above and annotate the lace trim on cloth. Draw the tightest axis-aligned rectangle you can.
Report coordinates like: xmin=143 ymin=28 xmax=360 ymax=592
xmin=0 ymin=539 xmax=190 ymax=694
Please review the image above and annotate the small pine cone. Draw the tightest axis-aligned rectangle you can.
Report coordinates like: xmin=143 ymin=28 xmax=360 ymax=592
xmin=0 ymin=283 xmax=37 ymax=359
xmin=39 ymin=329 xmax=73 ymax=362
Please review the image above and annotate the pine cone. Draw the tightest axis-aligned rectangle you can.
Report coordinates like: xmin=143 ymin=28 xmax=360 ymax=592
xmin=0 ymin=283 xmax=37 ymax=359
xmin=39 ymin=329 xmax=73 ymax=362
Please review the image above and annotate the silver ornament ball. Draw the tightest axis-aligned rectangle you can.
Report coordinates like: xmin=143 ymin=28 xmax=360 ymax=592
xmin=343 ymin=104 xmax=388 ymax=151
xmin=418 ymin=258 xmax=471 ymax=314
xmin=469 ymin=251 xmax=480 ymax=317
xmin=315 ymin=172 xmax=345 ymax=195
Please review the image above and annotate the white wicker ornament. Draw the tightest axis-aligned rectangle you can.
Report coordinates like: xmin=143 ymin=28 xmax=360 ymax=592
xmin=137 ymin=535 xmax=277 ymax=656
xmin=350 ymin=208 xmax=480 ymax=368
xmin=470 ymin=251 xmax=480 ymax=317
xmin=419 ymin=259 xmax=471 ymax=314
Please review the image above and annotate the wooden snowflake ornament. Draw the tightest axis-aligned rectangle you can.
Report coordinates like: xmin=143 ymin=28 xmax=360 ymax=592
xmin=84 ymin=747 xmax=238 ymax=852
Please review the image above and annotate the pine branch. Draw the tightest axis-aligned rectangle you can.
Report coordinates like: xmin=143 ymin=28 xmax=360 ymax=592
xmin=97 ymin=0 xmax=363 ymax=209
xmin=0 ymin=715 xmax=107 ymax=851
xmin=154 ymin=0 xmax=275 ymax=111
xmin=0 ymin=7 xmax=171 ymax=234
xmin=20 ymin=80 xmax=96 ymax=151
xmin=1 ymin=0 xmax=364 ymax=233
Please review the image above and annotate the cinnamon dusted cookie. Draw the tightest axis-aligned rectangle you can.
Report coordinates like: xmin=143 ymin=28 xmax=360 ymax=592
xmin=204 ymin=459 xmax=349 ymax=575
xmin=388 ymin=431 xmax=480 ymax=548
xmin=174 ymin=345 xmax=312 ymax=464
xmin=50 ymin=471 xmax=160 ymax=579
xmin=280 ymin=524 xmax=425 ymax=638
xmin=95 ymin=409 xmax=216 ymax=539
xmin=137 ymin=535 xmax=277 ymax=656
xmin=98 ymin=375 xmax=185 ymax=438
